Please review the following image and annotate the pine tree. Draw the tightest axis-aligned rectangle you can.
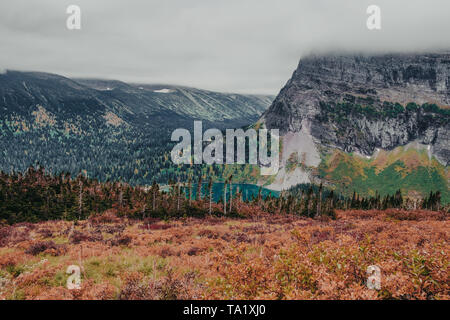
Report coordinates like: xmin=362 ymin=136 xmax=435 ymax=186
xmin=151 ymin=180 xmax=158 ymax=211
xmin=316 ymin=183 xmax=323 ymax=217
xmin=78 ymin=179 xmax=83 ymax=220
xmin=118 ymin=182 xmax=124 ymax=210
xmin=306 ymin=187 xmax=313 ymax=217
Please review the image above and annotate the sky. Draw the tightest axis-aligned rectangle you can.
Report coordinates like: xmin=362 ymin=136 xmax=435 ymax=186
xmin=0 ymin=0 xmax=449 ymax=94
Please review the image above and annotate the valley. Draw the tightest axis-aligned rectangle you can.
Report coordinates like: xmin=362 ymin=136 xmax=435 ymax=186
xmin=0 ymin=54 xmax=448 ymax=204
xmin=0 ymin=53 xmax=449 ymax=301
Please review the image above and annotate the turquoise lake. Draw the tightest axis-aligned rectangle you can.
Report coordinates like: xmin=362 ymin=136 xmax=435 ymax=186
xmin=181 ymin=183 xmax=279 ymax=202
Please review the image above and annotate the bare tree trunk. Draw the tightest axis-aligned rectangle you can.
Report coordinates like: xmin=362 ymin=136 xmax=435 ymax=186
xmin=197 ymin=177 xmax=202 ymax=201
xmin=229 ymin=183 xmax=232 ymax=213
xmin=119 ymin=184 xmax=123 ymax=209
xmin=78 ymin=180 xmax=83 ymax=220
xmin=209 ymin=181 xmax=212 ymax=216
xmin=223 ymin=181 xmax=227 ymax=215
xmin=188 ymin=179 xmax=192 ymax=206
xmin=299 ymin=191 xmax=304 ymax=213
xmin=279 ymin=192 xmax=282 ymax=213
xmin=142 ymin=204 xmax=146 ymax=219
xmin=177 ymin=182 xmax=180 ymax=212
xmin=152 ymin=189 xmax=156 ymax=211
xmin=317 ymin=188 xmax=322 ymax=217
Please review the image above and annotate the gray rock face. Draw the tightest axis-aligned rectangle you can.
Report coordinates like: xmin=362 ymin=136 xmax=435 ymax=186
xmin=262 ymin=53 xmax=450 ymax=165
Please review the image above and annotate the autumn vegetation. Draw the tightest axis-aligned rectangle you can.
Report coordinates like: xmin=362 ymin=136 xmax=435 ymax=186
xmin=0 ymin=167 xmax=448 ymax=300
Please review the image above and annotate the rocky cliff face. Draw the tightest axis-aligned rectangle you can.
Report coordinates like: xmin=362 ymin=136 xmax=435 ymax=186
xmin=262 ymin=53 xmax=450 ymax=166
xmin=259 ymin=53 xmax=449 ymax=200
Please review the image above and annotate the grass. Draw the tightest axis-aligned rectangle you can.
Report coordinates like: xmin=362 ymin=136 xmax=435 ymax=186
xmin=0 ymin=210 xmax=448 ymax=300
xmin=319 ymin=147 xmax=449 ymax=204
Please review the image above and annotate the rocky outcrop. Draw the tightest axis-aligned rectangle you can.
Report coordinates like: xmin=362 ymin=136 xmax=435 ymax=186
xmin=262 ymin=53 xmax=450 ymax=166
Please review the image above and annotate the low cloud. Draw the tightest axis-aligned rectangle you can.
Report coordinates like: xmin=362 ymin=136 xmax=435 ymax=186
xmin=0 ymin=0 xmax=449 ymax=94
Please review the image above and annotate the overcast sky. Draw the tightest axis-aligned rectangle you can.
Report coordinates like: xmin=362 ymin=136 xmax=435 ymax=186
xmin=0 ymin=0 xmax=449 ymax=94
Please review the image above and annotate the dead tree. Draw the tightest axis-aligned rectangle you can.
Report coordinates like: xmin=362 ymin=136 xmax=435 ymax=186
xmin=78 ymin=179 xmax=83 ymax=220
xmin=196 ymin=176 xmax=203 ymax=201
xmin=223 ymin=180 xmax=227 ymax=215
xmin=176 ymin=180 xmax=181 ymax=212
xmin=228 ymin=175 xmax=233 ymax=213
xmin=188 ymin=177 xmax=192 ymax=205
xmin=208 ymin=178 xmax=213 ymax=215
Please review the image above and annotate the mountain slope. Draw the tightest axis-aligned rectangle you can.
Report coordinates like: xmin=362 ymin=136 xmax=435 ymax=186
xmin=74 ymin=78 xmax=272 ymax=127
xmin=260 ymin=53 xmax=449 ymax=202
xmin=0 ymin=70 xmax=274 ymax=184
xmin=1 ymin=71 xmax=273 ymax=129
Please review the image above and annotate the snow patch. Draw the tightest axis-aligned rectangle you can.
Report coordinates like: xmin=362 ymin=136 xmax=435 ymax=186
xmin=281 ymin=128 xmax=321 ymax=167
xmin=266 ymin=127 xmax=321 ymax=191
xmin=153 ymin=88 xmax=173 ymax=93
xmin=266 ymin=167 xmax=310 ymax=191
xmin=395 ymin=140 xmax=433 ymax=160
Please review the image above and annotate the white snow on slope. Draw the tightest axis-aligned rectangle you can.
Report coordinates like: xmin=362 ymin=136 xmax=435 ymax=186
xmin=153 ymin=88 xmax=173 ymax=93
xmin=266 ymin=123 xmax=321 ymax=191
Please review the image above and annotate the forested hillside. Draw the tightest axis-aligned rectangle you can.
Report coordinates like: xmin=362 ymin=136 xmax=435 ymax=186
xmin=0 ymin=71 xmax=273 ymax=185
xmin=0 ymin=166 xmax=445 ymax=225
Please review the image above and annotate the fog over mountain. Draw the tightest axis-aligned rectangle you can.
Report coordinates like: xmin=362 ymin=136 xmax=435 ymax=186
xmin=1 ymin=0 xmax=450 ymax=94
xmin=259 ymin=52 xmax=449 ymax=202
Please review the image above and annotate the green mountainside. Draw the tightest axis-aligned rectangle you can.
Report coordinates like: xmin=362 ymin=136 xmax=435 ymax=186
xmin=318 ymin=144 xmax=449 ymax=204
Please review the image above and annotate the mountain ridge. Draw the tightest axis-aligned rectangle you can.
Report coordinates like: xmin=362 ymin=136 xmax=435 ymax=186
xmin=0 ymin=70 xmax=274 ymax=184
xmin=1 ymin=70 xmax=274 ymax=127
xmin=260 ymin=52 xmax=449 ymax=201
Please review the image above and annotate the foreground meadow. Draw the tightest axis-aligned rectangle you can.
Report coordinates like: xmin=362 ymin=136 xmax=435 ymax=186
xmin=0 ymin=209 xmax=448 ymax=300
